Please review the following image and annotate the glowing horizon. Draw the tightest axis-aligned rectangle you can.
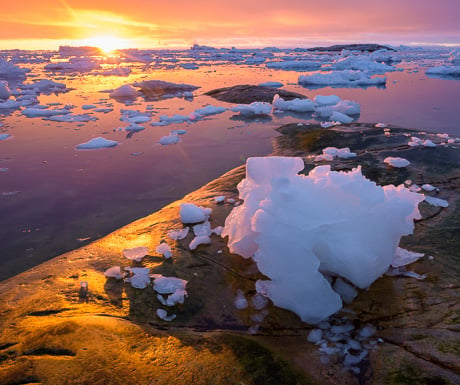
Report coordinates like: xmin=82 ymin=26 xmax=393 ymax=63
xmin=0 ymin=0 xmax=459 ymax=50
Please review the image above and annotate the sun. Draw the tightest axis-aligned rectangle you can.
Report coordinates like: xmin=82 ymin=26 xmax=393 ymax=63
xmin=81 ymin=35 xmax=129 ymax=54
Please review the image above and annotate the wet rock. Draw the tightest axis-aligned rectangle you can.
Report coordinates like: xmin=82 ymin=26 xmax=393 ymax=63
xmin=305 ymin=44 xmax=396 ymax=52
xmin=205 ymin=84 xmax=307 ymax=104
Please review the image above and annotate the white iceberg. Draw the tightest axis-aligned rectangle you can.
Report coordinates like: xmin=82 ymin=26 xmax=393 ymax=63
xmin=299 ymin=70 xmax=386 ymax=87
xmin=76 ymin=137 xmax=119 ymax=150
xmin=223 ymin=157 xmax=423 ymax=323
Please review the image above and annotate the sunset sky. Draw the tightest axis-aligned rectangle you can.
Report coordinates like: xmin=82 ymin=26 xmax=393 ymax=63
xmin=1 ymin=0 xmax=459 ymax=50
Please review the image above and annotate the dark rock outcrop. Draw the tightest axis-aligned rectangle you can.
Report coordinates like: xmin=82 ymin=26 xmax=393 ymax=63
xmin=205 ymin=84 xmax=307 ymax=104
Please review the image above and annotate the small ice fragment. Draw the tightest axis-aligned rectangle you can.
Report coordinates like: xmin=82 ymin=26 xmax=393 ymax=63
xmin=215 ymin=196 xmax=225 ymax=203
xmin=189 ymin=235 xmax=211 ymax=250
xmin=234 ymin=289 xmax=248 ymax=309
xmin=344 ymin=350 xmax=368 ymax=366
xmin=156 ymin=243 xmax=172 ymax=258
xmin=125 ymin=267 xmax=150 ymax=289
xmin=332 ymin=278 xmax=358 ymax=304
xmin=0 ymin=134 xmax=12 ymax=141
xmin=375 ymin=123 xmax=388 ymax=128
xmin=423 ymin=140 xmax=436 ymax=148
xmin=159 ymin=135 xmax=179 ymax=145
xmin=156 ymin=309 xmax=176 ymax=321
xmin=123 ymin=246 xmax=149 ymax=262
xmin=212 ymin=226 xmax=223 ymax=236
xmin=180 ymin=203 xmax=207 ymax=224
xmin=153 ymin=275 xmax=187 ymax=294
xmin=391 ymin=247 xmax=424 ymax=268
xmin=168 ymin=227 xmax=189 ymax=240
xmin=76 ymin=137 xmax=119 ymax=150
xmin=251 ymin=292 xmax=269 ymax=310
xmin=421 ymin=184 xmax=436 ymax=192
xmin=308 ymin=329 xmax=323 ymax=344
xmin=104 ymin=266 xmax=123 ymax=279
xmin=384 ymin=157 xmax=410 ymax=168
xmin=357 ymin=325 xmax=376 ymax=339
xmin=424 ymin=196 xmax=448 ymax=207
xmin=193 ymin=221 xmax=211 ymax=237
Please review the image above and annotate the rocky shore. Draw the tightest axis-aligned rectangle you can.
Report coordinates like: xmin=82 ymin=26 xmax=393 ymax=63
xmin=0 ymin=121 xmax=458 ymax=385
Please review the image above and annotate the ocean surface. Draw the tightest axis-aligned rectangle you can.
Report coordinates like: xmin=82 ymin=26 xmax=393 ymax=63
xmin=0 ymin=46 xmax=459 ymax=280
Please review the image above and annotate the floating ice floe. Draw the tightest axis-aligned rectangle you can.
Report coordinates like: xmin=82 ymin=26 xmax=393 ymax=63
xmin=156 ymin=243 xmax=172 ymax=259
xmin=425 ymin=65 xmax=460 ymax=77
xmin=159 ymin=134 xmax=180 ymax=145
xmin=0 ymin=100 xmax=22 ymax=110
xmin=0 ymin=58 xmax=30 ymax=78
xmin=0 ymin=133 xmax=12 ymax=141
xmin=272 ymin=94 xmax=315 ymax=112
xmin=384 ymin=157 xmax=410 ymax=168
xmin=266 ymin=60 xmax=322 ymax=71
xmin=314 ymin=147 xmax=357 ymax=162
xmin=109 ymin=85 xmax=140 ymax=101
xmin=45 ymin=58 xmax=101 ymax=72
xmin=314 ymin=95 xmax=341 ymax=106
xmin=375 ymin=123 xmax=388 ymax=128
xmin=193 ymin=105 xmax=227 ymax=117
xmin=231 ymin=102 xmax=272 ymax=116
xmin=76 ymin=137 xmax=119 ymax=150
xmin=95 ymin=67 xmax=132 ymax=76
xmin=45 ymin=113 xmax=97 ymax=122
xmin=125 ymin=267 xmax=151 ymax=289
xmin=223 ymin=157 xmax=424 ymax=323
xmin=123 ymin=246 xmax=149 ymax=262
xmin=22 ymin=107 xmax=71 ymax=118
xmin=299 ymin=70 xmax=386 ymax=87
xmin=104 ymin=266 xmax=124 ymax=279
xmin=327 ymin=56 xmax=397 ymax=74
xmin=151 ymin=114 xmax=191 ymax=126
xmin=0 ymin=81 xmax=11 ymax=100
xmin=259 ymin=81 xmax=283 ymax=88
xmin=21 ymin=79 xmax=68 ymax=94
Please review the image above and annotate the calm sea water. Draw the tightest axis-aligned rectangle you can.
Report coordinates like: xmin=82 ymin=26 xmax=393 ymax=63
xmin=0 ymin=50 xmax=459 ymax=280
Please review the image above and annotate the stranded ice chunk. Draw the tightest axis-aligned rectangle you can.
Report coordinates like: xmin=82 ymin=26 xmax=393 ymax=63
xmin=104 ymin=266 xmax=124 ymax=279
xmin=123 ymin=246 xmax=149 ymax=262
xmin=76 ymin=137 xmax=119 ymax=150
xmin=125 ymin=267 xmax=150 ymax=289
xmin=391 ymin=247 xmax=424 ymax=268
xmin=156 ymin=309 xmax=176 ymax=321
xmin=179 ymin=203 xmax=208 ymax=224
xmin=384 ymin=157 xmax=410 ymax=168
xmin=156 ymin=243 xmax=172 ymax=258
xmin=223 ymin=157 xmax=424 ymax=323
